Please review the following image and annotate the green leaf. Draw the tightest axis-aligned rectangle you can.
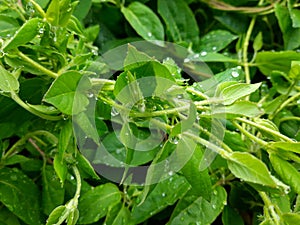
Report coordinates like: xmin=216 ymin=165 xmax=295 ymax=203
xmin=42 ymin=165 xmax=65 ymax=215
xmin=168 ymin=186 xmax=227 ymax=225
xmin=2 ymin=18 xmax=40 ymax=51
xmin=270 ymin=154 xmax=300 ymax=194
xmin=290 ymin=9 xmax=300 ymax=28
xmin=253 ymin=32 xmax=263 ymax=52
xmin=74 ymin=111 xmax=99 ymax=144
xmin=131 ymin=175 xmax=190 ymax=224
xmin=43 ymin=71 xmax=92 ymax=115
xmin=216 ymin=82 xmax=261 ymax=105
xmin=76 ymin=153 xmax=100 ymax=180
xmin=46 ymin=205 xmax=67 ymax=225
xmin=222 ymin=205 xmax=244 ymax=225
xmin=0 ymin=65 xmax=19 ymax=93
xmin=46 ymin=0 xmax=60 ymax=25
xmin=0 ymin=15 xmax=19 ymax=37
xmin=0 ymin=168 xmax=41 ymax=225
xmin=157 ymin=0 xmax=199 ymax=44
xmin=180 ymin=145 xmax=212 ymax=199
xmin=0 ymin=206 xmax=21 ymax=225
xmin=268 ymin=142 xmax=300 ymax=154
xmin=270 ymin=71 xmax=291 ymax=95
xmin=121 ymin=2 xmax=164 ymax=41
xmin=105 ymin=203 xmax=133 ymax=225
xmin=78 ymin=183 xmax=122 ymax=224
xmin=228 ymin=152 xmax=277 ymax=187
xmin=194 ymin=52 xmax=237 ymax=63
xmin=282 ymin=213 xmax=300 ymax=224
xmin=74 ymin=0 xmax=92 ymax=21
xmin=275 ymin=4 xmax=300 ymax=50
xmin=256 ymin=51 xmax=300 ymax=75
xmin=199 ymin=30 xmax=238 ymax=52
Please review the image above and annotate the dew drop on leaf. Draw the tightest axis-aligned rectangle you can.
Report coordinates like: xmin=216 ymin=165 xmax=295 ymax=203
xmin=231 ymin=71 xmax=239 ymax=77
xmin=200 ymin=51 xmax=207 ymax=56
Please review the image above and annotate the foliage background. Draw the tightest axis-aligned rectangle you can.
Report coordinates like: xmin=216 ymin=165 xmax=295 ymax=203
xmin=0 ymin=0 xmax=300 ymax=224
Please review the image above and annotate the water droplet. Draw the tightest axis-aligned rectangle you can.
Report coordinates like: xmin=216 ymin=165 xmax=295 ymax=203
xmin=10 ymin=175 xmax=17 ymax=181
xmin=116 ymin=149 xmax=122 ymax=154
xmin=62 ymin=115 xmax=69 ymax=120
xmin=91 ymin=49 xmax=98 ymax=56
xmin=147 ymin=32 xmax=152 ymax=37
xmin=223 ymin=200 xmax=227 ymax=205
xmin=193 ymin=53 xmax=200 ymax=58
xmin=70 ymin=175 xmax=75 ymax=180
xmin=111 ymin=107 xmax=119 ymax=117
xmin=162 ymin=193 xmax=166 ymax=197
xmin=212 ymin=204 xmax=216 ymax=209
xmin=125 ymin=132 xmax=129 ymax=136
xmin=168 ymin=171 xmax=174 ymax=176
xmin=87 ymin=92 xmax=94 ymax=98
xmin=212 ymin=46 xmax=217 ymax=51
xmin=213 ymin=190 xmax=217 ymax=195
xmin=184 ymin=58 xmax=190 ymax=63
xmin=231 ymin=71 xmax=239 ymax=78
xmin=170 ymin=137 xmax=178 ymax=144
xmin=177 ymin=94 xmax=183 ymax=99
xmin=200 ymin=51 xmax=207 ymax=56
xmin=39 ymin=28 xmax=44 ymax=34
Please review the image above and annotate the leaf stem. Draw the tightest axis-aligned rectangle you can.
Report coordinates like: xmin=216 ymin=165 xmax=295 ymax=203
xmin=11 ymin=92 xmax=62 ymax=120
xmin=17 ymin=51 xmax=58 ymax=78
xmin=259 ymin=192 xmax=281 ymax=225
xmin=236 ymin=118 xmax=295 ymax=142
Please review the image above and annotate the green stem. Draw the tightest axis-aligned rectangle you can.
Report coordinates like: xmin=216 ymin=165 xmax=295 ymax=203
xmin=186 ymin=87 xmax=208 ymax=99
xmin=2 ymin=130 xmax=58 ymax=160
xmin=243 ymin=17 xmax=256 ymax=84
xmin=73 ymin=165 xmax=81 ymax=199
xmin=236 ymin=118 xmax=295 ymax=142
xmin=17 ymin=51 xmax=58 ymax=79
xmin=259 ymin=192 xmax=281 ymax=225
xmin=279 ymin=116 xmax=300 ymax=123
xmin=11 ymin=92 xmax=62 ymax=121
xmin=271 ymin=91 xmax=300 ymax=119
xmin=232 ymin=121 xmax=268 ymax=147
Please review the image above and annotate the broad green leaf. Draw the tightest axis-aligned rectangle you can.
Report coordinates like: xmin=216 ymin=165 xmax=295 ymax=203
xmin=105 ymin=203 xmax=133 ymax=225
xmin=124 ymin=44 xmax=153 ymax=71
xmin=0 ymin=65 xmax=19 ymax=93
xmin=53 ymin=154 xmax=68 ymax=185
xmin=228 ymin=152 xmax=277 ymax=187
xmin=43 ymin=71 xmax=92 ymax=115
xmin=78 ymin=183 xmax=122 ymax=224
xmin=210 ymin=101 xmax=262 ymax=118
xmin=253 ymin=32 xmax=263 ymax=52
xmin=42 ymin=165 xmax=65 ymax=215
xmin=0 ymin=168 xmax=41 ymax=225
xmin=131 ymin=175 xmax=190 ymax=224
xmin=2 ymin=18 xmax=40 ymax=51
xmin=270 ymin=154 xmax=300 ymax=194
xmin=194 ymin=52 xmax=237 ymax=63
xmin=46 ymin=0 xmax=60 ymax=25
xmin=27 ymin=103 xmax=60 ymax=115
xmin=0 ymin=206 xmax=21 ymax=225
xmin=222 ymin=205 xmax=244 ymax=225
xmin=195 ymin=66 xmax=245 ymax=96
xmin=168 ymin=186 xmax=227 ymax=225
xmin=199 ymin=30 xmax=238 ymax=52
xmin=270 ymin=71 xmax=291 ymax=95
xmin=121 ymin=2 xmax=164 ymax=41
xmin=268 ymin=142 xmax=300 ymax=154
xmin=46 ymin=205 xmax=67 ymax=225
xmin=275 ymin=4 xmax=300 ymax=50
xmin=0 ymin=15 xmax=19 ymax=37
xmin=217 ymin=82 xmax=261 ymax=105
xmin=76 ymin=153 xmax=100 ymax=180
xmin=3 ymin=155 xmax=30 ymax=166
xmin=74 ymin=0 xmax=93 ymax=21
xmin=282 ymin=213 xmax=300 ymax=224
xmin=290 ymin=9 xmax=300 ymax=28
xmin=180 ymin=145 xmax=212 ymax=199
xmin=157 ymin=0 xmax=199 ymax=44
xmin=223 ymin=130 xmax=248 ymax=152
xmin=74 ymin=111 xmax=100 ymax=144
xmin=256 ymin=51 xmax=300 ymax=75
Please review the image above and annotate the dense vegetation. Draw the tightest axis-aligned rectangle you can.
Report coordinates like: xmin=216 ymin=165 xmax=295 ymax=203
xmin=0 ymin=0 xmax=300 ymax=224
